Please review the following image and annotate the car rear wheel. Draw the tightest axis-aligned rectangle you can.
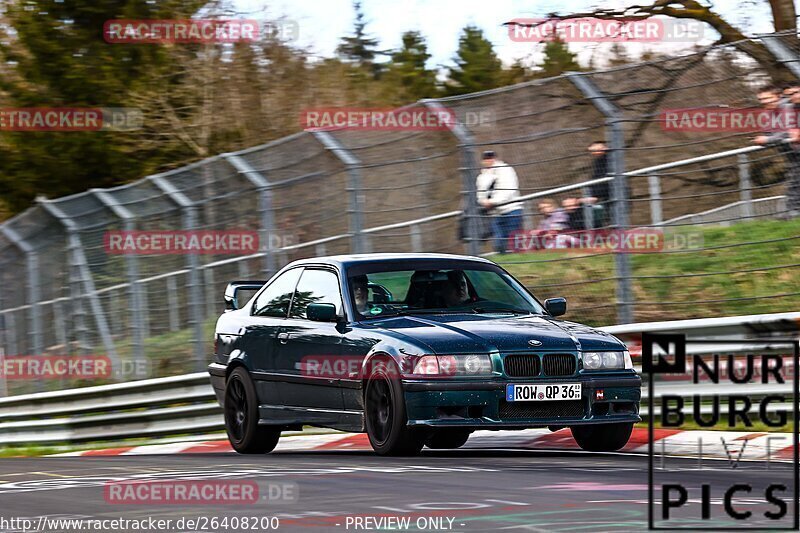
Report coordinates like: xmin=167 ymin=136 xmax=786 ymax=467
xmin=425 ymin=429 xmax=472 ymax=449
xmin=365 ymin=360 xmax=424 ymax=456
xmin=571 ymin=422 xmax=633 ymax=452
xmin=224 ymin=367 xmax=281 ymax=454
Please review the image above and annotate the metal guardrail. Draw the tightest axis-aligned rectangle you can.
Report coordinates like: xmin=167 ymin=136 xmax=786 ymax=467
xmin=0 ymin=145 xmax=770 ymax=318
xmin=0 ymin=311 xmax=796 ymax=446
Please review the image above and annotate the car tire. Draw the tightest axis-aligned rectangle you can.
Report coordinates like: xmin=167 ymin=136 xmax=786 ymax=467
xmin=364 ymin=359 xmax=424 ymax=456
xmin=570 ymin=422 xmax=633 ymax=452
xmin=424 ymin=429 xmax=471 ymax=449
xmin=224 ymin=367 xmax=281 ymax=454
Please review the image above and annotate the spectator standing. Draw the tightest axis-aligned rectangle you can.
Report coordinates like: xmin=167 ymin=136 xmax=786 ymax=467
xmin=754 ymin=84 xmax=800 ymax=218
xmin=586 ymin=140 xmax=612 ymax=227
xmin=476 ymin=150 xmax=524 ymax=253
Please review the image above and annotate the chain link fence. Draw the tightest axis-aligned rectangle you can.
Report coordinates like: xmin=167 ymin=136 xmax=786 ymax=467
xmin=2 ymin=32 xmax=800 ymax=393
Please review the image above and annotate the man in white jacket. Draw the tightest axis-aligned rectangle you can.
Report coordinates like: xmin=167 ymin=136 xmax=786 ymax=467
xmin=476 ymin=150 xmax=524 ymax=253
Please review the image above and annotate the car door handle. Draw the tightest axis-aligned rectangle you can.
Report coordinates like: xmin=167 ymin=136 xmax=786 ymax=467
xmin=277 ymin=332 xmax=290 ymax=344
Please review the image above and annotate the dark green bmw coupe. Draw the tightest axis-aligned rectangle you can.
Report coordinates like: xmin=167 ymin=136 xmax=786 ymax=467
xmin=209 ymin=253 xmax=641 ymax=456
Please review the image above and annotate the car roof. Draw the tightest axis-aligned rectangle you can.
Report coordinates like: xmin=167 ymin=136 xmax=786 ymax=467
xmin=284 ymin=253 xmax=494 ymax=269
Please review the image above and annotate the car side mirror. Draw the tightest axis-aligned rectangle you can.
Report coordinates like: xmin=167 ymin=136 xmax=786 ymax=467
xmin=544 ymin=297 xmax=567 ymax=317
xmin=224 ymin=281 xmax=266 ymax=311
xmin=307 ymin=303 xmax=338 ymax=322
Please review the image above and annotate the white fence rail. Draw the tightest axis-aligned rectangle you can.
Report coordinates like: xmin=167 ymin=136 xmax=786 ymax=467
xmin=0 ymin=312 xmax=796 ymax=446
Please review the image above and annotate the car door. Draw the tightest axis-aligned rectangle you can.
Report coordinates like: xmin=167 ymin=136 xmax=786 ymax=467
xmin=276 ymin=267 xmax=345 ymax=414
xmin=243 ymin=267 xmax=303 ymax=406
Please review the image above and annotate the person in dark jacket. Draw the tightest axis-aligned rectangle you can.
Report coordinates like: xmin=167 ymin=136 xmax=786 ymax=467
xmin=755 ymin=84 xmax=800 ymax=218
xmin=584 ymin=140 xmax=612 ymax=227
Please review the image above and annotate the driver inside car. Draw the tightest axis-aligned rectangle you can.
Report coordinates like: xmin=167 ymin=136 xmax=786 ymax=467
xmin=442 ymin=270 xmax=472 ymax=308
xmin=351 ymin=274 xmax=370 ymax=314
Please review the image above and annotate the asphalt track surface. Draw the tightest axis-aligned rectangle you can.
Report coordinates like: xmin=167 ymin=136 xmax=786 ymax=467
xmin=0 ymin=447 xmax=795 ymax=533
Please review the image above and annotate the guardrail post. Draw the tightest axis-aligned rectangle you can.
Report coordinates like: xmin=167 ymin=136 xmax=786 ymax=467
xmin=166 ymin=275 xmax=180 ymax=332
xmin=310 ymin=131 xmax=366 ymax=254
xmin=581 ymin=186 xmax=594 ymax=229
xmin=5 ymin=312 xmax=17 ymax=357
xmin=203 ymin=268 xmax=215 ymax=319
xmin=36 ymin=197 xmax=121 ymax=368
xmin=222 ymin=154 xmax=277 ymax=276
xmin=0 ymin=226 xmax=42 ymax=359
xmin=410 ymin=223 xmax=423 ymax=252
xmin=0 ymin=285 xmax=8 ymax=398
xmin=148 ymin=176 xmax=206 ymax=370
xmin=423 ymin=100 xmax=481 ymax=257
xmin=569 ymin=73 xmax=633 ymax=324
xmin=738 ymin=153 xmax=755 ymax=220
xmin=92 ymin=189 xmax=147 ymax=371
xmin=648 ymin=175 xmax=663 ymax=225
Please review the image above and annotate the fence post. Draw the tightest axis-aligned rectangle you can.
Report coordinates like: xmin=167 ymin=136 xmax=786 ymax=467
xmin=222 ymin=153 xmax=277 ymax=277
xmin=36 ymin=197 xmax=121 ymax=368
xmin=568 ymin=73 xmax=634 ymax=324
xmin=92 ymin=189 xmax=147 ymax=371
xmin=148 ymin=176 xmax=206 ymax=371
xmin=760 ymin=34 xmax=800 ymax=80
xmin=310 ymin=131 xmax=366 ymax=254
xmin=423 ymin=100 xmax=481 ymax=257
xmin=581 ymin=186 xmax=594 ymax=229
xmin=738 ymin=153 xmax=754 ymax=220
xmin=648 ymin=175 xmax=663 ymax=225
xmin=0 ymin=226 xmax=42 ymax=358
xmin=410 ymin=223 xmax=423 ymax=252
xmin=166 ymin=275 xmax=180 ymax=332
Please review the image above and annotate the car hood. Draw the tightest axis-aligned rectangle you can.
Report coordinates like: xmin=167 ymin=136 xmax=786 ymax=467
xmin=367 ymin=313 xmax=625 ymax=354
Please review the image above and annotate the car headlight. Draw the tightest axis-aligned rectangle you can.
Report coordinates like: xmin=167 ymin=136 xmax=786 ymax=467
xmin=582 ymin=351 xmax=631 ymax=370
xmin=411 ymin=354 xmax=492 ymax=376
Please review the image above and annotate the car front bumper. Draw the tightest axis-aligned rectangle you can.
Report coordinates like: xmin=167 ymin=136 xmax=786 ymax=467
xmin=402 ymin=374 xmax=641 ymax=428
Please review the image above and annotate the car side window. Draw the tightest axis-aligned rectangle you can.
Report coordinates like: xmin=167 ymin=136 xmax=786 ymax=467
xmin=289 ymin=269 xmax=343 ymax=319
xmin=252 ymin=268 xmax=303 ymax=317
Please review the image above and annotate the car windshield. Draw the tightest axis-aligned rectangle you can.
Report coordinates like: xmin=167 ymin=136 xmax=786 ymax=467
xmin=347 ymin=265 xmax=545 ymax=319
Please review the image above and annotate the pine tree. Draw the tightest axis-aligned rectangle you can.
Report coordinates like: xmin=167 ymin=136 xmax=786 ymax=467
xmin=444 ymin=25 xmax=503 ymax=96
xmin=383 ymin=31 xmax=438 ymax=102
xmin=336 ymin=1 xmax=384 ymax=79
xmin=539 ymin=37 xmax=581 ymax=77
xmin=0 ymin=0 xmax=206 ymax=212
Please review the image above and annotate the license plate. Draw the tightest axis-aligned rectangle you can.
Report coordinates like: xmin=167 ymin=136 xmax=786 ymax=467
xmin=506 ymin=383 xmax=581 ymax=402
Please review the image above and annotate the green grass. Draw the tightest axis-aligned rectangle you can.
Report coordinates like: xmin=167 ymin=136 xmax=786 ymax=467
xmin=497 ymin=219 xmax=800 ymax=326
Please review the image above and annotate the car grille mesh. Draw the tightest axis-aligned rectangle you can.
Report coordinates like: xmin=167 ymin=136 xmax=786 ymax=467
xmin=503 ymin=354 xmax=541 ymax=377
xmin=499 ymin=400 xmax=585 ymax=419
xmin=542 ymin=354 xmax=577 ymax=376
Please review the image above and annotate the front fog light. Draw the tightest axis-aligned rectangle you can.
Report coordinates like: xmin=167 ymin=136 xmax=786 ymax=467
xmin=583 ymin=352 xmax=602 ymax=370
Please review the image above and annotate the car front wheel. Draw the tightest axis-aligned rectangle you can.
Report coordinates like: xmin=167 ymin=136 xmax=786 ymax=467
xmin=571 ymin=422 xmax=633 ymax=452
xmin=364 ymin=360 xmax=424 ymax=456
xmin=224 ymin=367 xmax=281 ymax=454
